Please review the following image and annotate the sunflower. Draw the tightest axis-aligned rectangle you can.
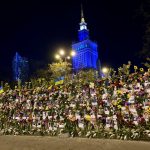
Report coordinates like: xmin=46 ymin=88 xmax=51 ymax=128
xmin=127 ymin=94 xmax=131 ymax=99
xmin=140 ymin=68 xmax=144 ymax=72
xmin=146 ymin=106 xmax=150 ymax=114
xmin=127 ymin=65 xmax=130 ymax=69
xmin=117 ymin=90 xmax=122 ymax=95
xmin=117 ymin=105 xmax=122 ymax=109
xmin=112 ymin=100 xmax=117 ymax=106
xmin=85 ymin=115 xmax=91 ymax=121
xmin=117 ymin=99 xmax=122 ymax=105
xmin=134 ymin=66 xmax=138 ymax=70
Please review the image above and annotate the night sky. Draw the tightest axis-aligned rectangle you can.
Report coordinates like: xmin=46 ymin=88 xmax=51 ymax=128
xmin=0 ymin=0 xmax=144 ymax=81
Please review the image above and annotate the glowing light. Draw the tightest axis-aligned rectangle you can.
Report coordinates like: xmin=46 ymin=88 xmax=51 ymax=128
xmin=80 ymin=25 xmax=87 ymax=30
xmin=71 ymin=51 xmax=76 ymax=56
xmin=55 ymin=54 xmax=60 ymax=59
xmin=102 ymin=67 xmax=109 ymax=74
xmin=59 ymin=49 xmax=65 ymax=55
xmin=67 ymin=56 xmax=71 ymax=60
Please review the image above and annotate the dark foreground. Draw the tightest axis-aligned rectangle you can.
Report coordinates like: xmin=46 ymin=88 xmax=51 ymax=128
xmin=0 ymin=136 xmax=150 ymax=150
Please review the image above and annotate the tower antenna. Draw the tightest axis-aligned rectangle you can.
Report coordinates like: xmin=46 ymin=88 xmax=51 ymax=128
xmin=81 ymin=4 xmax=85 ymax=22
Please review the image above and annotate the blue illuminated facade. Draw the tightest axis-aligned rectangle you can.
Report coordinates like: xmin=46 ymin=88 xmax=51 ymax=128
xmin=72 ymin=7 xmax=99 ymax=71
xmin=12 ymin=52 xmax=29 ymax=82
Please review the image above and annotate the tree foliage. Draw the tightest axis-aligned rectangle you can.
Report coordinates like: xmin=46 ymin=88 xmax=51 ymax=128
xmin=48 ymin=61 xmax=71 ymax=79
xmin=143 ymin=57 xmax=150 ymax=68
xmin=74 ymin=69 xmax=97 ymax=85
xmin=138 ymin=0 xmax=150 ymax=58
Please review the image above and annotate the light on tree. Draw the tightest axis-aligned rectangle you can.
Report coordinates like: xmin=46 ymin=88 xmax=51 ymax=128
xmin=55 ymin=54 xmax=60 ymax=59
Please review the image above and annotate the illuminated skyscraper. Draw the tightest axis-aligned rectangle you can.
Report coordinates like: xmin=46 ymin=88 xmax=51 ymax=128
xmin=12 ymin=52 xmax=29 ymax=82
xmin=72 ymin=6 xmax=99 ymax=71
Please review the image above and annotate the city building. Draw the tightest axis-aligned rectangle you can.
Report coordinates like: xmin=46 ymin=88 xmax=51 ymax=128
xmin=72 ymin=6 xmax=99 ymax=71
xmin=12 ymin=52 xmax=29 ymax=82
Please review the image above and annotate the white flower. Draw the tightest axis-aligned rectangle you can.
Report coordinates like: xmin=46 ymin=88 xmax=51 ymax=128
xmin=93 ymin=133 xmax=97 ymax=137
xmin=86 ymin=131 xmax=91 ymax=137
xmin=124 ymin=135 xmax=127 ymax=140
xmin=78 ymin=131 xmax=82 ymax=136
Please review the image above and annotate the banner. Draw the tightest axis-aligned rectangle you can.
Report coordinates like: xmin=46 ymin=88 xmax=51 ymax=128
xmin=0 ymin=86 xmax=4 ymax=94
xmin=55 ymin=76 xmax=64 ymax=85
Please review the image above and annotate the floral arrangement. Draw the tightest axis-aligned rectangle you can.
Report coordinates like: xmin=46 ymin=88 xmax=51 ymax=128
xmin=0 ymin=63 xmax=150 ymax=141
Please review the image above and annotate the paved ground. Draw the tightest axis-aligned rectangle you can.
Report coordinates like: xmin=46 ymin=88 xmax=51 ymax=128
xmin=0 ymin=136 xmax=150 ymax=150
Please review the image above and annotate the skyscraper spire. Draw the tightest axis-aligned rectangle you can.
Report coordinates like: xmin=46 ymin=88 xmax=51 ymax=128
xmin=80 ymin=4 xmax=87 ymax=31
xmin=81 ymin=4 xmax=85 ymax=23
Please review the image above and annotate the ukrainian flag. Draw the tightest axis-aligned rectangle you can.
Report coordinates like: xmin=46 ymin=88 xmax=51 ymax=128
xmin=0 ymin=86 xmax=4 ymax=94
xmin=55 ymin=80 xmax=64 ymax=85
xmin=55 ymin=77 xmax=64 ymax=85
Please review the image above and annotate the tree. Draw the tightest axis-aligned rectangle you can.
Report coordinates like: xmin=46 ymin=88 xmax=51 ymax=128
xmin=75 ymin=69 xmax=97 ymax=85
xmin=48 ymin=61 xmax=71 ymax=79
xmin=138 ymin=0 xmax=150 ymax=58
xmin=143 ymin=58 xmax=150 ymax=68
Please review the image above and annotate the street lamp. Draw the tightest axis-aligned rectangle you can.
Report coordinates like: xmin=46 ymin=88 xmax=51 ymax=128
xmin=71 ymin=51 xmax=76 ymax=57
xmin=101 ymin=67 xmax=109 ymax=78
xmin=59 ymin=49 xmax=65 ymax=56
xmin=55 ymin=50 xmax=76 ymax=61
xmin=55 ymin=54 xmax=60 ymax=60
xmin=102 ymin=67 xmax=109 ymax=74
xmin=67 ymin=56 xmax=71 ymax=60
